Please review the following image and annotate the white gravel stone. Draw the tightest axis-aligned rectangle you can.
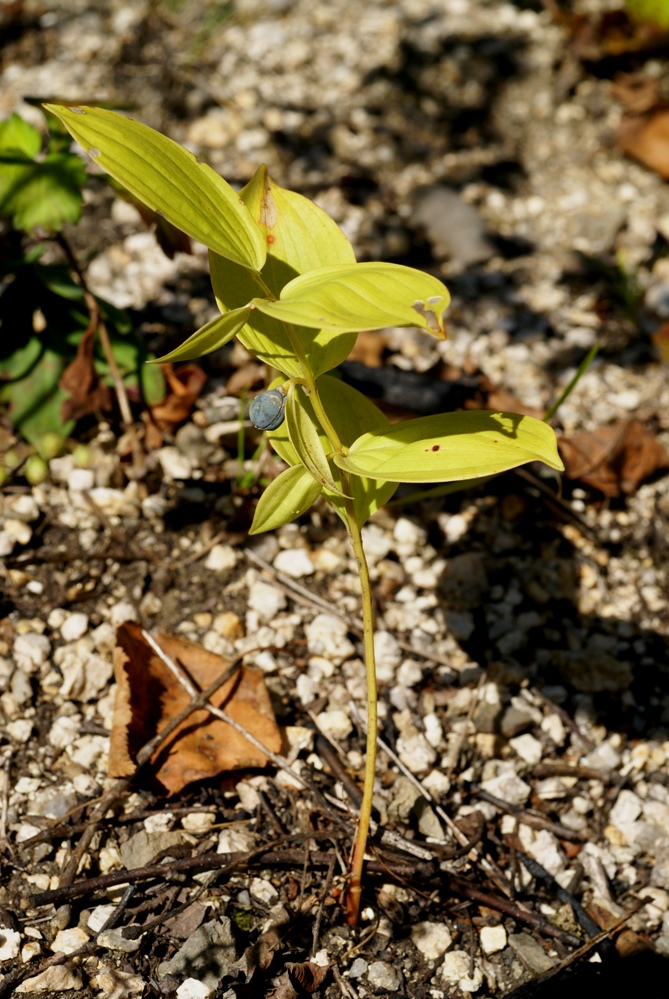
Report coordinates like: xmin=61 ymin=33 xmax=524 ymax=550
xmin=98 ymin=927 xmax=141 ymax=952
xmin=348 ymin=957 xmax=368 ymax=978
xmin=204 ymin=544 xmax=237 ymax=572
xmin=96 ymin=966 xmax=146 ymax=998
xmin=52 ymin=927 xmax=89 ymax=954
xmin=60 ymin=613 xmax=89 ymax=642
xmin=610 ymin=789 xmax=643 ymax=827
xmin=248 ymin=580 xmax=287 ymax=621
xmin=49 ymin=713 xmax=82 ymax=748
xmin=156 ymin=446 xmax=193 ymax=481
xmin=411 ymin=921 xmax=452 ymax=959
xmin=59 ymin=651 xmax=113 ymax=702
xmin=250 ymin=877 xmax=278 ymax=903
xmin=110 ymin=601 xmax=138 ymax=626
xmin=67 ymin=467 xmax=95 ymax=491
xmin=509 ymin=732 xmax=543 ymax=765
xmin=374 ymin=629 xmax=402 ymax=680
xmin=176 ymin=980 xmax=212 ymax=999
xmin=396 ymin=659 xmax=423 ymax=687
xmin=6 ymin=718 xmax=33 ymax=742
xmin=0 ymin=531 xmax=14 ymax=557
xmin=367 ymin=961 xmax=400 ymax=991
xmin=480 ymin=770 xmax=531 ymax=807
xmin=0 ymin=928 xmax=20 ymax=960
xmin=3 ymin=518 xmax=32 ymax=545
xmin=5 ymin=495 xmax=39 ymax=521
xmin=480 ymin=924 xmax=507 ymax=955
xmin=396 ymin=732 xmax=437 ymax=775
xmin=305 ymin=614 xmax=355 ymax=664
xmin=87 ymin=905 xmax=117 ymax=933
xmin=440 ymin=950 xmax=484 ymax=992
xmin=273 ymin=547 xmax=314 ymax=578
xmin=526 ymin=829 xmax=566 ymax=877
xmin=316 ymin=709 xmax=353 ymax=741
xmin=13 ymin=633 xmax=51 ymax=672
xmin=16 ymin=965 xmax=83 ymax=993
xmin=581 ymin=740 xmax=621 ymax=771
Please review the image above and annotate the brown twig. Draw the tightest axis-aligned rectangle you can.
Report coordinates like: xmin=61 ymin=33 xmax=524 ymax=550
xmin=475 ymin=787 xmax=588 ymax=843
xmin=55 ymin=232 xmax=142 ymax=476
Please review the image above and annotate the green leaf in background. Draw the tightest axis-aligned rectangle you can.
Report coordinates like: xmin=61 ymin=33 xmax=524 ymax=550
xmin=268 ymin=375 xmax=397 ymax=526
xmin=626 ymin=0 xmax=669 ymax=27
xmin=140 ymin=360 xmax=166 ymax=407
xmin=251 ymin=262 xmax=450 ymax=338
xmin=0 ymin=114 xmax=86 ymax=232
xmin=0 ymin=348 xmax=74 ymax=445
xmin=249 ymin=463 xmax=323 ymax=534
xmin=209 ymin=166 xmax=357 ymax=378
xmin=43 ymin=104 xmax=267 ymax=272
xmin=153 ymin=307 xmax=251 ymax=363
xmin=285 ymin=386 xmax=348 ymax=496
xmin=334 ymin=411 xmax=564 ymax=483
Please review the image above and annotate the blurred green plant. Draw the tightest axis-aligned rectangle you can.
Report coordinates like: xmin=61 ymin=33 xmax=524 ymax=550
xmin=626 ymin=0 xmax=669 ymax=29
xmin=0 ymin=110 xmax=165 ymax=464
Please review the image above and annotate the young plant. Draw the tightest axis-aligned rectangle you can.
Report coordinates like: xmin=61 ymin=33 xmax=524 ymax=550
xmin=46 ymin=104 xmax=564 ymax=925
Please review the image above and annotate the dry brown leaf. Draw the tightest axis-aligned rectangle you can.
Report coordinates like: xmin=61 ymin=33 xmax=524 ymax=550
xmin=617 ymin=109 xmax=669 ymax=179
xmin=267 ymin=962 xmax=329 ymax=999
xmin=148 ymin=362 xmax=207 ymax=433
xmin=109 ymin=621 xmax=282 ymax=794
xmin=559 ymin=419 xmax=669 ymax=496
xmin=59 ymin=326 xmax=113 ymax=422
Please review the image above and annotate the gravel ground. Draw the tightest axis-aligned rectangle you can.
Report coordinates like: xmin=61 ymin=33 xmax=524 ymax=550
xmin=2 ymin=1 xmax=669 ymax=997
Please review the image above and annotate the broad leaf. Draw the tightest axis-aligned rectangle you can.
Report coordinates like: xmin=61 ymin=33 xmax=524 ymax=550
xmin=209 ymin=166 xmax=357 ymax=378
xmin=285 ymin=386 xmax=347 ymax=496
xmin=249 ymin=463 xmax=323 ymax=535
xmin=0 ymin=114 xmax=41 ymax=158
xmin=334 ymin=411 xmax=564 ymax=483
xmin=43 ymin=104 xmax=266 ymax=272
xmin=268 ymin=375 xmax=397 ymax=526
xmin=153 ymin=307 xmax=250 ymax=363
xmin=251 ymin=262 xmax=450 ymax=338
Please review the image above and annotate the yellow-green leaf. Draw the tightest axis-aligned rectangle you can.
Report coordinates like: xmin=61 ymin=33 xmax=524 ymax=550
xmin=285 ymin=386 xmax=348 ymax=496
xmin=43 ymin=104 xmax=266 ymax=272
xmin=251 ymin=262 xmax=450 ymax=338
xmin=249 ymin=464 xmax=322 ymax=535
xmin=152 ymin=308 xmax=250 ymax=363
xmin=268 ymin=375 xmax=397 ymax=525
xmin=334 ymin=411 xmax=564 ymax=483
xmin=209 ymin=166 xmax=357 ymax=378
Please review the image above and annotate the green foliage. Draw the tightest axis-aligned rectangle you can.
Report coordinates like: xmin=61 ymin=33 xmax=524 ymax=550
xmin=0 ymin=110 xmax=167 ymax=449
xmin=0 ymin=114 xmax=86 ymax=232
xmin=47 ymin=103 xmax=563 ymax=528
xmin=626 ymin=0 xmax=669 ymax=28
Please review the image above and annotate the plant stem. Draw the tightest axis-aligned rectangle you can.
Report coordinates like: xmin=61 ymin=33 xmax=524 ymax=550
xmin=343 ymin=495 xmax=377 ymax=926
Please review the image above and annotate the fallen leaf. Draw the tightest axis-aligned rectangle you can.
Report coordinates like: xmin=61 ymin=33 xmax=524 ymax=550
xmin=148 ymin=362 xmax=207 ymax=433
xmin=267 ymin=962 xmax=329 ymax=999
xmin=109 ymin=621 xmax=282 ymax=794
xmin=559 ymin=419 xmax=669 ymax=496
xmin=651 ymin=321 xmax=669 ymax=363
xmin=347 ymin=329 xmax=389 ymax=366
xmin=617 ymin=109 xmax=669 ymax=179
xmin=231 ymin=906 xmax=291 ymax=982
xmin=59 ymin=326 xmax=112 ymax=422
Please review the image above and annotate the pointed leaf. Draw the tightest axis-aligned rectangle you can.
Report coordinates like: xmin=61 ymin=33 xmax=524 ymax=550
xmin=285 ymin=386 xmax=348 ymax=496
xmin=153 ymin=307 xmax=250 ymax=363
xmin=209 ymin=167 xmax=357 ymax=378
xmin=251 ymin=262 xmax=450 ymax=338
xmin=43 ymin=104 xmax=266 ymax=271
xmin=268 ymin=375 xmax=397 ymax=525
xmin=334 ymin=411 xmax=564 ymax=483
xmin=249 ymin=464 xmax=323 ymax=534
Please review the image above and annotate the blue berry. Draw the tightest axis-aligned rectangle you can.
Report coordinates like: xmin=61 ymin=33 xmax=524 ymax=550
xmin=249 ymin=389 xmax=286 ymax=431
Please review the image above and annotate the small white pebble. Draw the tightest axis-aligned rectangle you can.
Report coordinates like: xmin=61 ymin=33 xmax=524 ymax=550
xmin=480 ymin=924 xmax=507 ymax=955
xmin=273 ymin=548 xmax=314 ymax=578
xmin=176 ymin=980 xmax=212 ymax=999
xmin=60 ymin=612 xmax=89 ymax=642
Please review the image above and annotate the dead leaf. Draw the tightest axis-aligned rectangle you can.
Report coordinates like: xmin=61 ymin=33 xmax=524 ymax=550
xmin=226 ymin=362 xmax=265 ymax=397
xmin=617 ymin=109 xmax=669 ymax=179
xmin=109 ymin=621 xmax=282 ymax=794
xmin=651 ymin=321 xmax=669 ymax=363
xmin=559 ymin=419 xmax=669 ymax=496
xmin=148 ymin=363 xmax=207 ymax=433
xmin=267 ymin=962 xmax=329 ymax=999
xmin=60 ymin=326 xmax=113 ymax=422
xmin=231 ymin=907 xmax=291 ymax=982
